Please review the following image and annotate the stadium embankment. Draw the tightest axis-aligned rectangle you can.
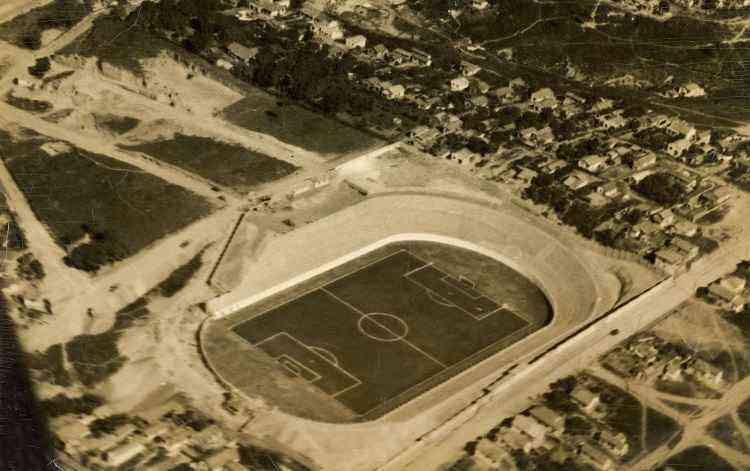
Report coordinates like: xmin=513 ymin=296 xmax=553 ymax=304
xmin=203 ymin=191 xmax=615 ymax=471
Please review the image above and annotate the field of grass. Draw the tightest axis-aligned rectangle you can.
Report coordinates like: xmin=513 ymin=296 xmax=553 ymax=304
xmin=120 ymin=134 xmax=298 ymax=192
xmin=659 ymin=445 xmax=734 ymax=471
xmin=707 ymin=415 xmax=749 ymax=453
xmin=208 ymin=241 xmax=542 ymax=422
xmin=24 ymin=343 xmax=70 ymax=387
xmin=95 ymin=114 xmax=140 ymax=135
xmin=0 ymin=0 xmax=90 ymax=50
xmin=645 ymin=408 xmax=681 ymax=452
xmin=65 ymin=249 xmax=211 ymax=386
xmin=5 ymin=94 xmax=53 ymax=113
xmin=739 ymin=395 xmax=750 ymax=428
xmin=59 ymin=14 xmax=169 ymax=75
xmin=66 ymin=297 xmax=149 ymax=386
xmin=0 ymin=129 xmax=213 ymax=272
xmin=223 ymin=92 xmax=385 ymax=159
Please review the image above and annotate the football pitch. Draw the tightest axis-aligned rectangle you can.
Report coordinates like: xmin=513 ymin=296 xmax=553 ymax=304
xmin=231 ymin=249 xmax=531 ymax=418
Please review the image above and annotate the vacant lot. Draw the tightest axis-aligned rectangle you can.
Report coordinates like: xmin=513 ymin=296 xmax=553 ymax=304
xmin=221 ymin=242 xmax=541 ymax=420
xmin=659 ymin=445 xmax=735 ymax=470
xmin=223 ymin=91 xmax=384 ymax=159
xmin=60 ymin=14 xmax=169 ymax=75
xmin=0 ymin=128 xmax=213 ymax=272
xmin=66 ymin=297 xmax=150 ymax=386
xmin=0 ymin=0 xmax=90 ymax=50
xmin=120 ymin=134 xmax=298 ymax=192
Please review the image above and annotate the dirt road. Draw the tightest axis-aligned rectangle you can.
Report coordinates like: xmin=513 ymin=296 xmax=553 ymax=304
xmin=0 ymin=104 xmax=228 ymax=202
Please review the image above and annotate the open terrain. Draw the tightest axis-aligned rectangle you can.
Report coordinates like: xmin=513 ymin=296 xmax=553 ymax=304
xmin=223 ymin=91 xmax=385 ymax=160
xmin=0 ymin=0 xmax=90 ymax=50
xmin=0 ymin=127 xmax=214 ymax=272
xmin=120 ymin=133 xmax=298 ymax=193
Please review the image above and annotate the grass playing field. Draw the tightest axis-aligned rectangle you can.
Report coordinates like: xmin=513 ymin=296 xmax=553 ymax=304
xmin=231 ymin=249 xmax=533 ymax=418
xmin=120 ymin=134 xmax=298 ymax=193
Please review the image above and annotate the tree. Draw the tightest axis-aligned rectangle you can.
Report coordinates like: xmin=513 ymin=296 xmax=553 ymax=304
xmin=463 ymin=439 xmax=479 ymax=456
xmin=28 ymin=57 xmax=51 ymax=78
xmin=633 ymin=173 xmax=685 ymax=206
xmin=565 ymin=415 xmax=592 ymax=435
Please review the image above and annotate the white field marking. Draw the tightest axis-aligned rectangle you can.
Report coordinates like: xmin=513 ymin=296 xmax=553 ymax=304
xmin=358 ymin=313 xmax=410 ymax=343
xmin=277 ymin=354 xmax=322 ymax=383
xmin=425 ymin=288 xmax=457 ymax=308
xmin=443 ymin=275 xmax=481 ymax=300
xmin=211 ymin=232 xmax=551 ymax=319
xmin=2 ymin=222 xmax=9 ymax=267
xmin=402 ymin=261 xmax=433 ymax=278
xmin=224 ymin=243 xmax=535 ymax=415
xmin=332 ymin=381 xmax=361 ymax=398
xmin=406 ymin=274 xmax=501 ymax=321
xmin=226 ymin=249 xmax=410 ymax=332
xmin=402 ymin=251 xmax=502 ymax=319
xmin=458 ymin=274 xmax=477 ymax=289
xmin=254 ymin=332 xmax=362 ymax=396
xmin=309 ymin=346 xmax=340 ymax=366
xmin=353 ymin=321 xmax=536 ymax=418
xmin=321 ymin=288 xmax=448 ymax=369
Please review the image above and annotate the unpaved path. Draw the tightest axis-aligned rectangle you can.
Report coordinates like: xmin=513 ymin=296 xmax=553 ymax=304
xmin=0 ymin=103 xmax=228 ymax=202
xmin=0 ymin=157 xmax=87 ymax=297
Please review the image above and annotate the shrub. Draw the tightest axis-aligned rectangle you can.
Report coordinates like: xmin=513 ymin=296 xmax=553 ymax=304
xmin=633 ymin=173 xmax=686 ymax=206
xmin=39 ymin=393 xmax=103 ymax=418
xmin=89 ymin=414 xmax=130 ymax=437
xmin=155 ymin=249 xmax=205 ymax=298
xmin=27 ymin=57 xmax=51 ymax=78
xmin=16 ymin=253 xmax=45 ymax=281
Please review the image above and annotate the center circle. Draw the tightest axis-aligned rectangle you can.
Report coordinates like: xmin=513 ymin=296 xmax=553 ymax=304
xmin=358 ymin=313 xmax=409 ymax=342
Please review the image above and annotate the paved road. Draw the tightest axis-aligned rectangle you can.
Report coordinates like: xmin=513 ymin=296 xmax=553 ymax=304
xmin=389 ymin=236 xmax=750 ymax=470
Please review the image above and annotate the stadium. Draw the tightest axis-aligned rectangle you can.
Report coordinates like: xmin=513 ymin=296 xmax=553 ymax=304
xmin=201 ymin=191 xmax=614 ymax=469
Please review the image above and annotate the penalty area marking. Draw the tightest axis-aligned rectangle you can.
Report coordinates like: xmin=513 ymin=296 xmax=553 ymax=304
xmin=277 ymin=354 xmax=322 ymax=382
xmin=402 ymin=255 xmax=502 ymax=321
xmin=254 ymin=332 xmax=362 ymax=397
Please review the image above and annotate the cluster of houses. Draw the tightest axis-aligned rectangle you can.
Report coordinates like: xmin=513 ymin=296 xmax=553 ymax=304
xmin=697 ymin=262 xmax=750 ymax=313
xmin=205 ymin=0 xmax=750 ymax=275
xmin=607 ymin=0 xmax=672 ymax=15
xmin=673 ymin=0 xmax=750 ymax=10
xmin=704 ymin=272 xmax=749 ymax=312
xmin=52 ymin=400 xmax=250 ymax=470
xmin=603 ymin=333 xmax=726 ymax=390
xmin=466 ymin=383 xmax=631 ymax=471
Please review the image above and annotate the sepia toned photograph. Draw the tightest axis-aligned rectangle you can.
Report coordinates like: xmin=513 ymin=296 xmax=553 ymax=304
xmin=0 ymin=0 xmax=749 ymax=470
